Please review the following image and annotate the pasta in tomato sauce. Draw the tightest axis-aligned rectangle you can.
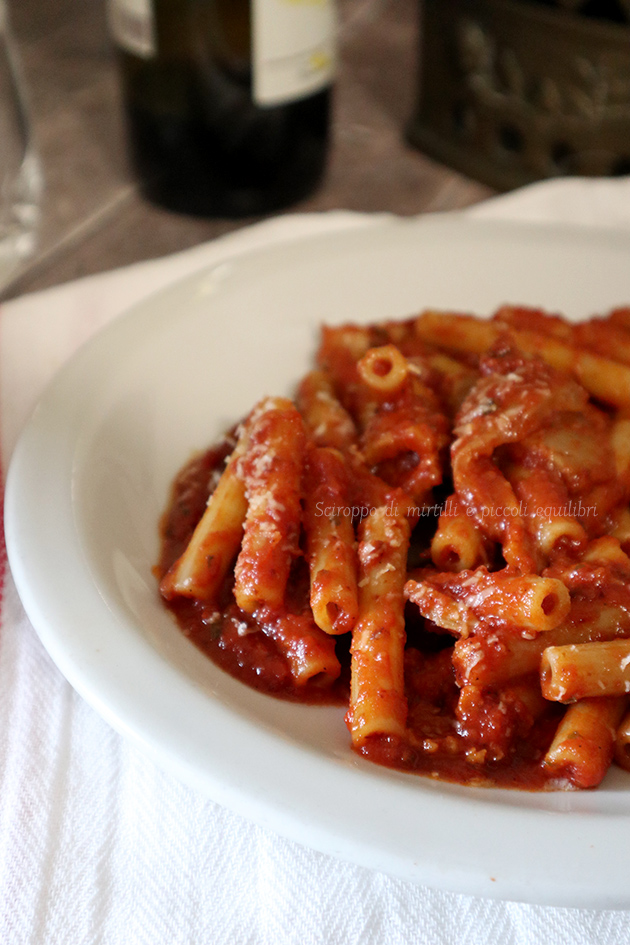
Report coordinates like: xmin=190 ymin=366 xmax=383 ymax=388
xmin=157 ymin=305 xmax=630 ymax=790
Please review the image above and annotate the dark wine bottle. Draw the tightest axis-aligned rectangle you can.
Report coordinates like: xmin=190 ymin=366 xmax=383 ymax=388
xmin=107 ymin=0 xmax=335 ymax=217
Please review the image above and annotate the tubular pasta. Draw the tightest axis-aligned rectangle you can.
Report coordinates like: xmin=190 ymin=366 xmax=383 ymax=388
xmin=262 ymin=612 xmax=341 ymax=685
xmin=430 ymin=495 xmax=491 ymax=572
xmin=160 ymin=420 xmax=253 ymax=602
xmin=295 ymin=369 xmax=357 ymax=449
xmin=347 ymin=507 xmax=411 ymax=747
xmin=357 ymin=344 xmax=410 ymax=395
xmin=315 ymin=323 xmax=378 ymax=421
xmin=505 ymin=461 xmax=587 ymax=561
xmin=453 ymin=603 xmax=630 ymax=688
xmin=303 ymin=447 xmax=359 ymax=635
xmin=449 ymin=346 xmax=584 ymax=573
xmin=491 ymin=330 xmax=630 ymax=408
xmin=359 ymin=367 xmax=449 ymax=504
xmin=582 ymin=535 xmax=630 ymax=571
xmin=493 ymin=304 xmax=574 ymax=341
xmin=541 ymin=639 xmax=630 ymax=702
xmin=415 ymin=309 xmax=630 ymax=408
xmin=405 ymin=568 xmax=570 ymax=635
xmin=544 ymin=697 xmax=626 ymax=789
xmin=157 ymin=303 xmax=630 ymax=791
xmin=414 ymin=310 xmax=498 ymax=355
xmin=426 ymin=352 xmax=478 ymax=418
xmin=233 ymin=398 xmax=306 ymax=614
xmin=403 ymin=580 xmax=478 ymax=636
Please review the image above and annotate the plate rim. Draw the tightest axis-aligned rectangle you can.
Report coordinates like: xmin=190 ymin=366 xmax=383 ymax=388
xmin=6 ymin=213 xmax=630 ymax=909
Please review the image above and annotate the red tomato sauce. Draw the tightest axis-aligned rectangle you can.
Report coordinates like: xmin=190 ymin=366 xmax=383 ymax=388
xmin=156 ymin=443 xmax=563 ymax=790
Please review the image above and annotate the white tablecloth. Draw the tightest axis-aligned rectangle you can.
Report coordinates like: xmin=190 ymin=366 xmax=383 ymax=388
xmin=2 ymin=177 xmax=630 ymax=944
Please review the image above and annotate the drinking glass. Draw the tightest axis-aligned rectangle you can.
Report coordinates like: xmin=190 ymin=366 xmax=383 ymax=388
xmin=0 ymin=0 xmax=41 ymax=290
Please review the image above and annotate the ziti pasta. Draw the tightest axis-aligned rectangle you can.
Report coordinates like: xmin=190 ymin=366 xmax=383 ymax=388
xmin=157 ymin=305 xmax=630 ymax=790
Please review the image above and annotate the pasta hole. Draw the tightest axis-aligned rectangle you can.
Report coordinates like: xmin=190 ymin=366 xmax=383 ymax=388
xmin=442 ymin=548 xmax=461 ymax=568
xmin=373 ymin=356 xmax=393 ymax=377
xmin=541 ymin=593 xmax=558 ymax=616
xmin=326 ymin=601 xmax=340 ymax=626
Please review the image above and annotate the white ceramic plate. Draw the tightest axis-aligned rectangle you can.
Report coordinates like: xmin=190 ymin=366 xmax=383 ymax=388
xmin=6 ymin=216 xmax=630 ymax=909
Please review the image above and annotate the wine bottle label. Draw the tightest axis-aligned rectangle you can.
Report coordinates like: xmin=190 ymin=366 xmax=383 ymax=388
xmin=107 ymin=0 xmax=156 ymax=59
xmin=252 ymin=0 xmax=336 ymax=106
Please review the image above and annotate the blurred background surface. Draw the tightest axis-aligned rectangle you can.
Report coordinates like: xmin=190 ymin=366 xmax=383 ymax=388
xmin=3 ymin=0 xmax=492 ymax=300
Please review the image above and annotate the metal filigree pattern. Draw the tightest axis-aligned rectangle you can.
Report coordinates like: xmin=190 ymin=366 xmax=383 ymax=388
xmin=408 ymin=0 xmax=630 ymax=190
xmin=458 ymin=17 xmax=630 ymax=122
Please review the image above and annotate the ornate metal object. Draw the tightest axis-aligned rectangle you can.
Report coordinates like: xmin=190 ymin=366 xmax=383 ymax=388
xmin=408 ymin=0 xmax=630 ymax=189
